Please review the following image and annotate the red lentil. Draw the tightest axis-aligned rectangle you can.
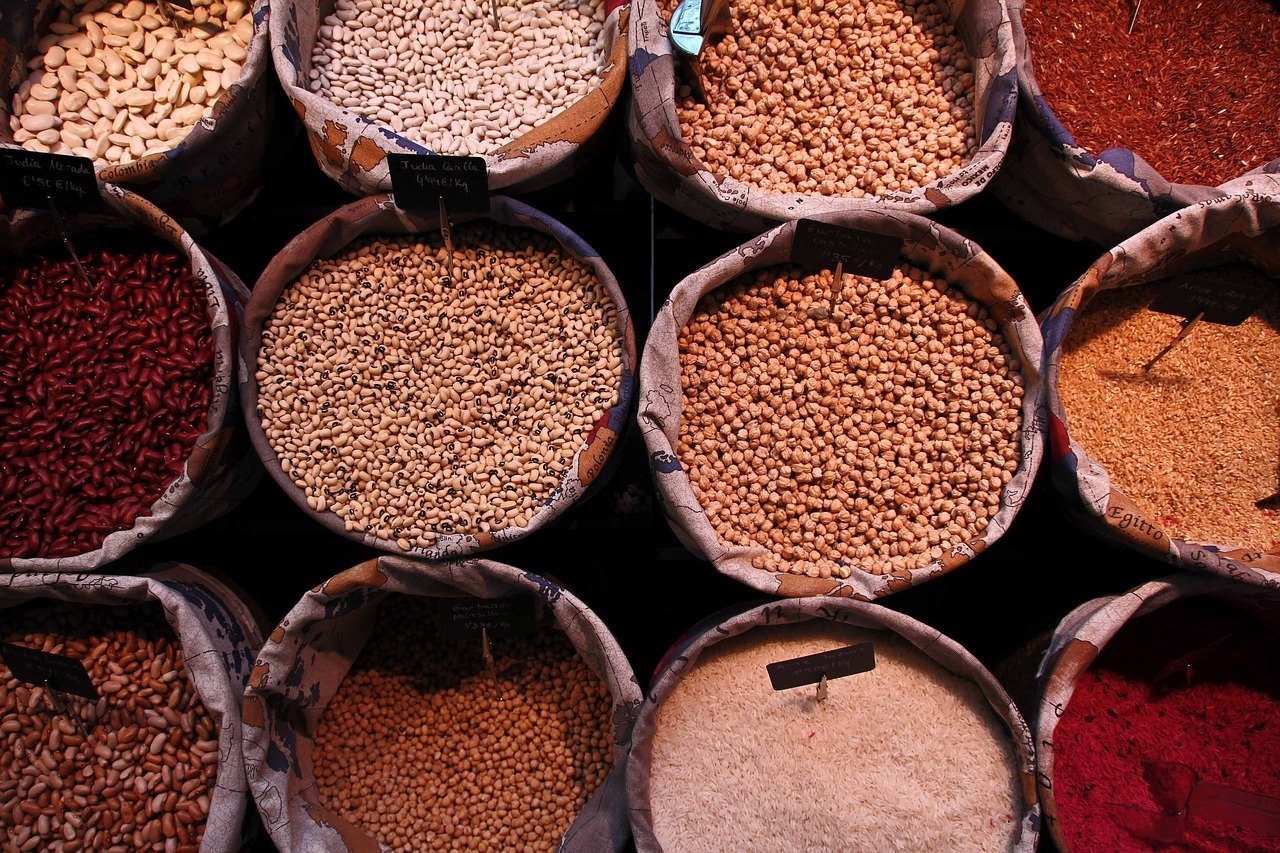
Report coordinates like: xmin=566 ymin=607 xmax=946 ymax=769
xmin=0 ymin=242 xmax=213 ymax=559
xmin=1052 ymin=598 xmax=1280 ymax=852
xmin=1023 ymin=0 xmax=1280 ymax=187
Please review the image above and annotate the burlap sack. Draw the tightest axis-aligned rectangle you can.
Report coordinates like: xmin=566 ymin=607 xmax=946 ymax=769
xmin=242 ymin=556 xmax=643 ymax=852
xmin=639 ymin=211 xmax=1044 ymax=598
xmin=1033 ymin=573 xmax=1280 ymax=850
xmin=0 ymin=0 xmax=278 ymax=230
xmin=0 ymin=563 xmax=268 ymax=852
xmin=1042 ymin=191 xmax=1280 ymax=589
xmin=626 ymin=0 xmax=1018 ymax=232
xmin=0 ymin=184 xmax=258 ymax=572
xmin=269 ymin=0 xmax=629 ymax=196
xmin=239 ymin=193 xmax=636 ymax=559
xmin=627 ymin=597 xmax=1040 ymax=851
xmin=992 ymin=0 xmax=1280 ymax=245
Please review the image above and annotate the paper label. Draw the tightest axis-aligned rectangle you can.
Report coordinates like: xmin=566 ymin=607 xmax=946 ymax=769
xmin=1148 ymin=268 xmax=1270 ymax=326
xmin=791 ymin=219 xmax=903 ymax=279
xmin=0 ymin=150 xmax=100 ymax=212
xmin=388 ymin=154 xmax=490 ymax=213
xmin=437 ymin=597 xmax=535 ymax=639
xmin=0 ymin=642 xmax=99 ymax=699
xmin=766 ymin=641 xmax=875 ymax=690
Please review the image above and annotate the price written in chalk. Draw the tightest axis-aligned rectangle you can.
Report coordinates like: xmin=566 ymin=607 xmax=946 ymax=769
xmin=0 ymin=150 xmax=100 ymax=212
xmin=389 ymin=154 xmax=491 ymax=213
xmin=791 ymin=219 xmax=903 ymax=280
xmin=0 ymin=642 xmax=99 ymax=699
xmin=767 ymin=641 xmax=876 ymax=691
xmin=438 ymin=596 xmax=536 ymax=640
xmin=1148 ymin=267 xmax=1270 ymax=326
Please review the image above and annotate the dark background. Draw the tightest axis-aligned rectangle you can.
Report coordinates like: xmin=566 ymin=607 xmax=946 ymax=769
xmin=104 ymin=116 xmax=1173 ymax=851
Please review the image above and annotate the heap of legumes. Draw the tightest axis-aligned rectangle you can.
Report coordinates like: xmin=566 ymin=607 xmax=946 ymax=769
xmin=0 ymin=238 xmax=214 ymax=560
xmin=310 ymin=594 xmax=615 ymax=850
xmin=628 ymin=603 xmax=1037 ymax=851
xmin=668 ymin=0 xmax=977 ymax=197
xmin=9 ymin=0 xmax=254 ymax=165
xmin=308 ymin=0 xmax=609 ymax=155
xmin=678 ymin=262 xmax=1024 ymax=579
xmin=0 ymin=601 xmax=220 ymax=851
xmin=250 ymin=207 xmax=628 ymax=553
xmin=1055 ymin=271 xmax=1280 ymax=552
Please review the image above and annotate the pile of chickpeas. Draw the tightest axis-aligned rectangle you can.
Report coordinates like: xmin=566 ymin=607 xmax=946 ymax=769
xmin=311 ymin=595 xmax=616 ymax=851
xmin=677 ymin=262 xmax=1024 ymax=578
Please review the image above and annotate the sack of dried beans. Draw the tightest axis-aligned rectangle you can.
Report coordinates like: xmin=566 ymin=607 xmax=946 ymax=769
xmin=0 ymin=184 xmax=257 ymax=572
xmin=240 ymin=193 xmax=635 ymax=560
xmin=639 ymin=212 xmax=1043 ymax=598
xmin=0 ymin=563 xmax=267 ymax=851
xmin=1043 ymin=191 xmax=1280 ymax=588
xmin=270 ymin=0 xmax=629 ymax=196
xmin=627 ymin=597 xmax=1040 ymax=851
xmin=1035 ymin=573 xmax=1280 ymax=851
xmin=1 ymin=0 xmax=279 ymax=230
xmin=626 ymin=0 xmax=1018 ymax=231
xmin=993 ymin=0 xmax=1280 ymax=244
xmin=242 ymin=556 xmax=642 ymax=852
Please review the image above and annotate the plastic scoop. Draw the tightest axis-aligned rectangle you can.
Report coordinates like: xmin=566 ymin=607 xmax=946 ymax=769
xmin=1109 ymin=760 xmax=1280 ymax=843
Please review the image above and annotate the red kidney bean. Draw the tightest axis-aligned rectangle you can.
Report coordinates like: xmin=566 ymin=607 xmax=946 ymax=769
xmin=0 ymin=241 xmax=214 ymax=559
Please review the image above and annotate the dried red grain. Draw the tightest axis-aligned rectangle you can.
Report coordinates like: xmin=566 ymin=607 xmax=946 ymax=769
xmin=1023 ymin=0 xmax=1280 ymax=186
xmin=0 ymin=241 xmax=213 ymax=559
xmin=1052 ymin=598 xmax=1280 ymax=852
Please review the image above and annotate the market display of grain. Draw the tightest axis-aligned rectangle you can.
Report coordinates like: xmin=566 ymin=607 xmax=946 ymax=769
xmin=1022 ymin=0 xmax=1280 ymax=187
xmin=1051 ymin=598 xmax=1280 ymax=853
xmin=648 ymin=620 xmax=1021 ymax=851
xmin=0 ymin=601 xmax=219 ymax=852
xmin=677 ymin=262 xmax=1024 ymax=578
xmin=668 ymin=0 xmax=977 ymax=196
xmin=9 ymin=0 xmax=254 ymax=165
xmin=254 ymin=224 xmax=625 ymax=549
xmin=0 ymin=240 xmax=214 ymax=560
xmin=310 ymin=595 xmax=615 ymax=851
xmin=308 ymin=0 xmax=609 ymax=155
xmin=1056 ymin=275 xmax=1280 ymax=551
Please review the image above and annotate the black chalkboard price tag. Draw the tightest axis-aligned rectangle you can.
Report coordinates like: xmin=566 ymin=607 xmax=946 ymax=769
xmin=791 ymin=219 xmax=903 ymax=280
xmin=1148 ymin=267 xmax=1270 ymax=326
xmin=388 ymin=154 xmax=491 ymax=213
xmin=767 ymin=641 xmax=875 ymax=691
xmin=438 ymin=596 xmax=536 ymax=640
xmin=0 ymin=149 xmax=100 ymax=212
xmin=0 ymin=642 xmax=99 ymax=699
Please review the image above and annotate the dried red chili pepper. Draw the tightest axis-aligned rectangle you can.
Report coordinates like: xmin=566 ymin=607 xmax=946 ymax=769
xmin=0 ymin=241 xmax=214 ymax=559
xmin=1023 ymin=0 xmax=1280 ymax=187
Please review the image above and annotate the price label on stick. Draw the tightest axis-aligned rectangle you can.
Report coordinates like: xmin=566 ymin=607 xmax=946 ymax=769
xmin=0 ymin=642 xmax=99 ymax=700
xmin=791 ymin=219 xmax=903 ymax=280
xmin=766 ymin=641 xmax=875 ymax=691
xmin=438 ymin=597 xmax=536 ymax=640
xmin=0 ymin=150 xmax=101 ymax=212
xmin=1148 ymin=268 xmax=1270 ymax=326
xmin=388 ymin=154 xmax=491 ymax=213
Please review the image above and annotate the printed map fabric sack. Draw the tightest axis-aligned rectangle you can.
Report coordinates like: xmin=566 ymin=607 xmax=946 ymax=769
xmin=242 ymin=556 xmax=643 ymax=852
xmin=992 ymin=0 xmax=1280 ymax=245
xmin=626 ymin=596 xmax=1041 ymax=852
xmin=239 ymin=193 xmax=637 ymax=560
xmin=1041 ymin=191 xmax=1280 ymax=589
xmin=0 ymin=564 xmax=267 ymax=852
xmin=0 ymin=184 xmax=258 ymax=573
xmin=626 ymin=0 xmax=1018 ymax=232
xmin=0 ymin=0 xmax=279 ymax=231
xmin=638 ymin=211 xmax=1044 ymax=598
xmin=1033 ymin=573 xmax=1280 ymax=849
xmin=269 ymin=0 xmax=630 ymax=196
